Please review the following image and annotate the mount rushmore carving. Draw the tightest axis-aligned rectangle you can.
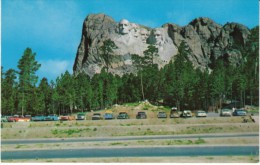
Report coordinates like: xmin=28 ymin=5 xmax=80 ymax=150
xmin=73 ymin=13 xmax=250 ymax=77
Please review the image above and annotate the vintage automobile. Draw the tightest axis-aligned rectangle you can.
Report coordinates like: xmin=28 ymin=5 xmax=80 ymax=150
xmin=170 ymin=107 xmax=180 ymax=118
xmin=180 ymin=110 xmax=192 ymax=118
xmin=233 ymin=109 xmax=247 ymax=116
xmin=31 ymin=115 xmax=45 ymax=121
xmin=1 ymin=116 xmax=10 ymax=122
xmin=8 ymin=115 xmax=31 ymax=122
xmin=117 ymin=112 xmax=129 ymax=119
xmin=59 ymin=114 xmax=75 ymax=121
xmin=136 ymin=111 xmax=147 ymax=119
xmin=196 ymin=110 xmax=207 ymax=117
xmin=103 ymin=110 xmax=114 ymax=120
xmin=220 ymin=109 xmax=232 ymax=117
xmin=76 ymin=112 xmax=87 ymax=120
xmin=157 ymin=111 xmax=167 ymax=118
xmin=92 ymin=113 xmax=102 ymax=120
xmin=44 ymin=114 xmax=59 ymax=121
xmin=24 ymin=115 xmax=32 ymax=119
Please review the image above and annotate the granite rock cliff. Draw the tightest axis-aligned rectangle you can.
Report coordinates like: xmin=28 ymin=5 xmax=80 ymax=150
xmin=73 ymin=13 xmax=250 ymax=77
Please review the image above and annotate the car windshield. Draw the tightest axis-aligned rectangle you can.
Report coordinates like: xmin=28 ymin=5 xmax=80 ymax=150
xmin=222 ymin=109 xmax=230 ymax=112
xmin=93 ymin=113 xmax=100 ymax=116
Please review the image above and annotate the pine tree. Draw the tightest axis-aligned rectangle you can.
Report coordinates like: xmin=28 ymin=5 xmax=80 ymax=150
xmin=55 ymin=71 xmax=76 ymax=114
xmin=143 ymin=45 xmax=159 ymax=66
xmin=17 ymin=48 xmax=41 ymax=115
xmin=75 ymin=73 xmax=93 ymax=111
xmin=37 ymin=77 xmax=52 ymax=115
xmin=99 ymin=39 xmax=118 ymax=72
xmin=1 ymin=68 xmax=18 ymax=115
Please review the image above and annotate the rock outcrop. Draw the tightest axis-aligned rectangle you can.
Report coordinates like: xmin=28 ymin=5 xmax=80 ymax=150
xmin=73 ymin=13 xmax=250 ymax=77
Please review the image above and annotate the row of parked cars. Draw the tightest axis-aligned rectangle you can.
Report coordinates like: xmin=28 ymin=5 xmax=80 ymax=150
xmin=1 ymin=108 xmax=247 ymax=122
xmin=91 ymin=109 xmax=207 ymax=120
xmin=158 ymin=109 xmax=207 ymax=118
xmin=92 ymin=111 xmax=130 ymax=120
xmin=1 ymin=113 xmax=87 ymax=122
xmin=220 ymin=108 xmax=247 ymax=117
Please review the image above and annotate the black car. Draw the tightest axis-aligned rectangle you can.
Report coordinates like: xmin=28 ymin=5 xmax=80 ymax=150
xmin=136 ymin=112 xmax=147 ymax=119
xmin=117 ymin=112 xmax=129 ymax=119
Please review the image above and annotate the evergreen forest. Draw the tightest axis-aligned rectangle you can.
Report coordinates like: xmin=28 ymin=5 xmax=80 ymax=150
xmin=1 ymin=26 xmax=259 ymax=116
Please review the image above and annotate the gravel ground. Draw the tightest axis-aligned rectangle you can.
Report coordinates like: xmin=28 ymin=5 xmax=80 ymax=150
xmin=1 ymin=103 xmax=259 ymax=163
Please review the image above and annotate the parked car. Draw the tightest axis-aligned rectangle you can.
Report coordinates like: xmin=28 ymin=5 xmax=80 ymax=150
xmin=44 ymin=114 xmax=59 ymax=121
xmin=31 ymin=115 xmax=45 ymax=121
xmin=220 ymin=109 xmax=232 ymax=117
xmin=180 ymin=110 xmax=192 ymax=118
xmin=136 ymin=112 xmax=147 ymax=119
xmin=60 ymin=114 xmax=75 ymax=121
xmin=92 ymin=113 xmax=102 ymax=120
xmin=117 ymin=112 xmax=129 ymax=119
xmin=8 ymin=115 xmax=31 ymax=122
xmin=233 ymin=109 xmax=247 ymax=116
xmin=170 ymin=107 xmax=180 ymax=118
xmin=157 ymin=112 xmax=167 ymax=118
xmin=7 ymin=116 xmax=17 ymax=122
xmin=103 ymin=110 xmax=114 ymax=120
xmin=1 ymin=116 xmax=10 ymax=122
xmin=76 ymin=112 xmax=86 ymax=120
xmin=24 ymin=115 xmax=32 ymax=119
xmin=196 ymin=110 xmax=207 ymax=117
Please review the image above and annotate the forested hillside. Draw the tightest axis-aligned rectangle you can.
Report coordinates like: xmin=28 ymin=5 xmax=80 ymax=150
xmin=1 ymin=26 xmax=258 ymax=116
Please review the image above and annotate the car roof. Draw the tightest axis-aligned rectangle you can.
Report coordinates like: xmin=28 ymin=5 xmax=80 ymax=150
xmin=235 ymin=109 xmax=246 ymax=111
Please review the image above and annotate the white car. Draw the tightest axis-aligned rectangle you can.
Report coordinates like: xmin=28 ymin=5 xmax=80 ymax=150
xmin=196 ymin=110 xmax=207 ymax=117
xmin=181 ymin=110 xmax=192 ymax=118
xmin=220 ymin=109 xmax=232 ymax=117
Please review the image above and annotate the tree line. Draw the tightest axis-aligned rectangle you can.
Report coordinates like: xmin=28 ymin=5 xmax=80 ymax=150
xmin=1 ymin=26 xmax=258 ymax=115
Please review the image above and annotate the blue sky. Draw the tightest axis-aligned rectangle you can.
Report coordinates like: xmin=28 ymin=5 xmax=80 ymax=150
xmin=1 ymin=0 xmax=259 ymax=82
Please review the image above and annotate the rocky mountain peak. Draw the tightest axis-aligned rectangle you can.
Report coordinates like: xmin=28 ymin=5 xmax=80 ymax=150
xmin=73 ymin=14 xmax=251 ymax=77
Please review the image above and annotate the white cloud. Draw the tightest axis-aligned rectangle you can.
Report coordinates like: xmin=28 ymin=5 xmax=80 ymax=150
xmin=38 ymin=60 xmax=73 ymax=81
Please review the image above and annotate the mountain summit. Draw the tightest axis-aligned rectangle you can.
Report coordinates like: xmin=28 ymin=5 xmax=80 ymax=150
xmin=73 ymin=13 xmax=250 ymax=77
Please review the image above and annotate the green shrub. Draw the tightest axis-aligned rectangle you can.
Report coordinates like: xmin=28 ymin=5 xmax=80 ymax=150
xmin=110 ymin=142 xmax=123 ymax=145
xmin=195 ymin=138 xmax=206 ymax=144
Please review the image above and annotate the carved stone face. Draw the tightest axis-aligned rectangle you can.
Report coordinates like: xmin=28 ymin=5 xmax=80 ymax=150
xmin=154 ymin=29 xmax=164 ymax=46
xmin=119 ymin=19 xmax=130 ymax=35
xmin=140 ymin=28 xmax=149 ymax=43
xmin=131 ymin=23 xmax=139 ymax=38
